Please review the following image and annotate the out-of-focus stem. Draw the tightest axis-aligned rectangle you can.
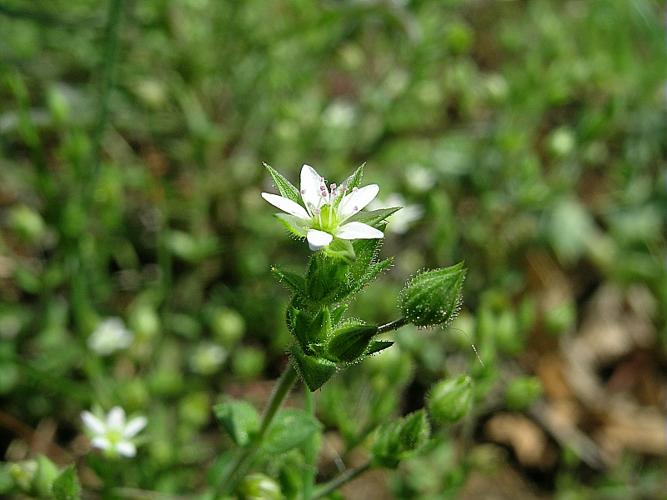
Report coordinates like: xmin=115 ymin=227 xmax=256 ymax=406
xmin=217 ymin=364 xmax=298 ymax=495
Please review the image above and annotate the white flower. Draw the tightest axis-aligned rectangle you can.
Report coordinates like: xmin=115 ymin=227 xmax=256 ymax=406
xmin=262 ymin=164 xmax=384 ymax=251
xmin=369 ymin=194 xmax=423 ymax=234
xmin=81 ymin=407 xmax=147 ymax=458
xmin=87 ymin=317 xmax=133 ymax=356
xmin=405 ymin=164 xmax=435 ymax=192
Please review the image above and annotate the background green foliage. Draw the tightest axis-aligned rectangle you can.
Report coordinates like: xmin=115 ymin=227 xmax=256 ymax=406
xmin=1 ymin=0 xmax=666 ymax=497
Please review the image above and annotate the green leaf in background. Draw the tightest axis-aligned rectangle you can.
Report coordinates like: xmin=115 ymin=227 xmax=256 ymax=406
xmin=326 ymin=321 xmax=378 ymax=362
xmin=399 ymin=262 xmax=466 ymax=327
xmin=505 ymin=376 xmax=543 ymax=411
xmin=52 ymin=466 xmax=81 ymax=500
xmin=264 ymin=163 xmax=301 ymax=204
xmin=290 ymin=344 xmax=337 ymax=391
xmin=371 ymin=410 xmax=431 ymax=468
xmin=33 ymin=455 xmax=59 ymax=498
xmin=238 ymin=473 xmax=283 ymax=500
xmin=214 ymin=398 xmax=260 ymax=446
xmin=261 ymin=409 xmax=322 ymax=455
xmin=427 ymin=375 xmax=473 ymax=424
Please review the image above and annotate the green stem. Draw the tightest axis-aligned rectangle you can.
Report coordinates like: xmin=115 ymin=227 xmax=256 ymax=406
xmin=90 ymin=0 xmax=124 ymax=186
xmin=312 ymin=462 xmax=372 ymax=499
xmin=217 ymin=364 xmax=298 ymax=495
xmin=302 ymin=388 xmax=318 ymax=500
xmin=376 ymin=317 xmax=408 ymax=334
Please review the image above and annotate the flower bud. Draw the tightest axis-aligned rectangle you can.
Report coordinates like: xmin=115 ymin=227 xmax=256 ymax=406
xmin=238 ymin=473 xmax=283 ymax=500
xmin=428 ymin=375 xmax=473 ymax=424
xmin=326 ymin=321 xmax=378 ymax=362
xmin=505 ymin=376 xmax=543 ymax=411
xmin=399 ymin=262 xmax=466 ymax=327
xmin=371 ymin=410 xmax=430 ymax=469
xmin=290 ymin=344 xmax=336 ymax=392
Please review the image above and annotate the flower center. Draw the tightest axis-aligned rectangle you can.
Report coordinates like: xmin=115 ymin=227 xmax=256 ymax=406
xmin=312 ymin=203 xmax=338 ymax=233
xmin=106 ymin=429 xmax=123 ymax=445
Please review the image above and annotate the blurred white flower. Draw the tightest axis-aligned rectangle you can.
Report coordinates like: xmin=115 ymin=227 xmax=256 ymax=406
xmin=405 ymin=164 xmax=435 ymax=192
xmin=81 ymin=407 xmax=147 ymax=458
xmin=87 ymin=317 xmax=133 ymax=355
xmin=190 ymin=342 xmax=227 ymax=375
xmin=370 ymin=193 xmax=423 ymax=234
xmin=323 ymin=101 xmax=355 ymax=128
xmin=262 ymin=164 xmax=384 ymax=251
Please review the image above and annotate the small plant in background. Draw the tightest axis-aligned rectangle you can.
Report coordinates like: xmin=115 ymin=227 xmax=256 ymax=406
xmin=212 ymin=164 xmax=468 ymax=497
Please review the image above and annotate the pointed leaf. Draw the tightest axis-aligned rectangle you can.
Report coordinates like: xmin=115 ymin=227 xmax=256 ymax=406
xmin=348 ymin=207 xmax=401 ymax=228
xmin=343 ymin=163 xmax=365 ymax=190
xmin=365 ymin=340 xmax=394 ymax=356
xmin=271 ymin=266 xmax=306 ymax=297
xmin=264 ymin=163 xmax=301 ymax=204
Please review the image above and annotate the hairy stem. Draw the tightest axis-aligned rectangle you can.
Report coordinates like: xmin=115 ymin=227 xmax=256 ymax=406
xmin=376 ymin=317 xmax=408 ymax=334
xmin=302 ymin=388 xmax=318 ymax=500
xmin=312 ymin=462 xmax=372 ymax=499
xmin=217 ymin=364 xmax=298 ymax=495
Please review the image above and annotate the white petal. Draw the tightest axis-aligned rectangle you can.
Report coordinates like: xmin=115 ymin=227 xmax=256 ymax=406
xmin=300 ymin=164 xmax=325 ymax=213
xmin=91 ymin=436 xmax=111 ymax=450
xmin=107 ymin=407 xmax=125 ymax=431
xmin=336 ymin=222 xmax=384 ymax=240
xmin=124 ymin=416 xmax=147 ymax=438
xmin=338 ymin=184 xmax=379 ymax=219
xmin=306 ymin=229 xmax=333 ymax=251
xmin=261 ymin=193 xmax=310 ymax=220
xmin=81 ymin=412 xmax=106 ymax=435
xmin=116 ymin=441 xmax=136 ymax=457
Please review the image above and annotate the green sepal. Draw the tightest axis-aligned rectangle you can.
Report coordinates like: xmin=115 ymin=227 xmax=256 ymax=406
xmin=330 ymin=304 xmax=348 ymax=326
xmin=343 ymin=163 xmax=365 ymax=190
xmin=399 ymin=262 xmax=466 ymax=327
xmin=371 ymin=410 xmax=431 ymax=469
xmin=264 ymin=163 xmax=301 ymax=204
xmin=52 ymin=466 xmax=81 ymax=500
xmin=305 ymin=252 xmax=350 ymax=303
xmin=271 ymin=266 xmax=306 ymax=297
xmin=261 ymin=408 xmax=322 ymax=455
xmin=292 ymin=307 xmax=331 ymax=352
xmin=365 ymin=340 xmax=394 ymax=356
xmin=290 ymin=344 xmax=337 ymax=391
xmin=427 ymin=375 xmax=473 ymax=424
xmin=335 ymin=258 xmax=393 ymax=303
xmin=326 ymin=321 xmax=378 ymax=362
xmin=348 ymin=207 xmax=401 ymax=228
xmin=323 ymin=238 xmax=355 ymax=262
xmin=214 ymin=398 xmax=260 ymax=446
xmin=275 ymin=214 xmax=308 ymax=238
